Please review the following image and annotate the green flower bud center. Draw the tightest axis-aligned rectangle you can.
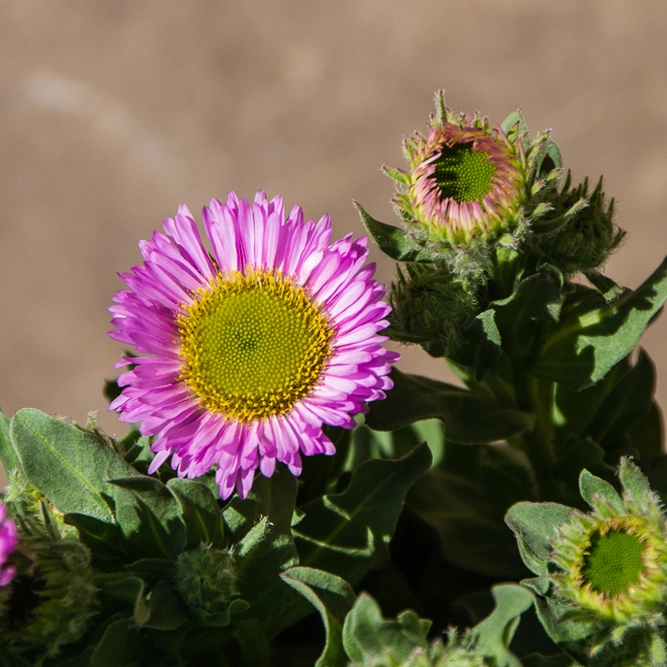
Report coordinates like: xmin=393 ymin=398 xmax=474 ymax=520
xmin=433 ymin=144 xmax=496 ymax=204
xmin=177 ymin=270 xmax=332 ymax=422
xmin=582 ymin=528 xmax=646 ymax=597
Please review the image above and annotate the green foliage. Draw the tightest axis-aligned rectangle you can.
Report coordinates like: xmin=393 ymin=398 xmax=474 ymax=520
xmin=533 ymin=256 xmax=667 ymax=389
xmin=366 ymin=369 xmax=535 ymax=444
xmin=343 ymin=593 xmax=432 ymax=666
xmin=0 ymin=405 xmax=432 ymax=665
xmin=355 ymin=202 xmax=440 ymax=264
xmin=10 ymin=409 xmax=138 ymax=523
xmin=281 ymin=567 xmax=356 ymax=667
xmin=294 ymin=443 xmax=431 ymax=586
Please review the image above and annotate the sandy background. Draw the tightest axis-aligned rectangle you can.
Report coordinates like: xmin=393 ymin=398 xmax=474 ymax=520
xmin=0 ymin=2 xmax=666 ymax=459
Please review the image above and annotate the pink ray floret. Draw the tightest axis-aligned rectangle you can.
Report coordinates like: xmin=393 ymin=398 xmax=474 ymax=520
xmin=0 ymin=503 xmax=17 ymax=587
xmin=110 ymin=191 xmax=399 ymax=500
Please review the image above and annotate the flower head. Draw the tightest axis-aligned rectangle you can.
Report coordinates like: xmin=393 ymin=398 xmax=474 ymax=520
xmin=392 ymin=93 xmax=528 ymax=245
xmin=0 ymin=503 xmax=17 ymax=586
xmin=550 ymin=462 xmax=667 ymax=632
xmin=508 ymin=459 xmax=667 ymax=664
xmin=110 ymin=191 xmax=398 ymax=499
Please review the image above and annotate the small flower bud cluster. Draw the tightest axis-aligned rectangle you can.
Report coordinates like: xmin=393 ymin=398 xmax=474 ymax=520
xmin=376 ymin=92 xmax=625 ymax=361
xmin=0 ymin=509 xmax=98 ymax=661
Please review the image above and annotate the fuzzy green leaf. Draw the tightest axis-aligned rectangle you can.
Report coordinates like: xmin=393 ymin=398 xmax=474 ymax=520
xmin=537 ymin=139 xmax=563 ymax=175
xmin=10 ymin=409 xmax=138 ymax=522
xmin=578 ymin=469 xmax=623 ymax=512
xmin=280 ymin=567 xmax=356 ymax=667
xmin=532 ymin=255 xmax=667 ymax=390
xmin=109 ymin=476 xmax=186 ymax=559
xmin=473 ymin=583 xmax=535 ymax=667
xmin=0 ymin=410 xmax=21 ymax=477
xmin=618 ymin=458 xmax=654 ymax=511
xmin=366 ymin=369 xmax=535 ymax=444
xmin=167 ymin=478 xmax=225 ymax=550
xmin=505 ymin=502 xmax=573 ymax=578
xmin=294 ymin=443 xmax=431 ymax=587
xmin=354 ymin=202 xmax=438 ymax=262
xmin=532 ymin=597 xmax=596 ymax=666
xmin=343 ymin=592 xmax=430 ymax=665
xmin=501 ymin=110 xmax=529 ymax=141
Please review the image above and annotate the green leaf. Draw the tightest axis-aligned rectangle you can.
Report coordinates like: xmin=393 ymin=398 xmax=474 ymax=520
xmin=10 ymin=409 xmax=138 ymax=522
xmin=532 ymin=256 xmax=667 ymax=390
xmin=226 ymin=464 xmax=300 ymax=619
xmin=583 ymin=349 xmax=656 ymax=450
xmin=280 ymin=567 xmax=356 ymax=667
xmin=630 ymin=401 xmax=663 ymax=459
xmin=124 ymin=557 xmax=176 ymax=585
xmin=353 ymin=202 xmax=438 ymax=262
xmin=550 ymin=355 xmax=630 ymax=447
xmin=294 ymin=443 xmax=431 ymax=587
xmin=585 ymin=270 xmax=626 ymax=302
xmin=409 ymin=444 xmax=532 ymax=578
xmin=618 ymin=457 xmax=654 ymax=511
xmin=134 ymin=580 xmax=189 ymax=630
xmin=578 ymin=469 xmax=623 ymax=512
xmin=473 ymin=583 xmax=535 ymax=667
xmin=467 ymin=309 xmax=502 ymax=380
xmin=167 ymin=478 xmax=225 ymax=550
xmin=382 ymin=165 xmax=410 ymax=186
xmin=89 ymin=615 xmax=143 ymax=667
xmin=552 ymin=437 xmax=612 ymax=504
xmin=493 ymin=271 xmax=563 ymax=325
xmin=505 ymin=502 xmax=573 ymax=579
xmin=535 ymin=138 xmax=563 ymax=175
xmin=0 ymin=410 xmax=21 ymax=477
xmin=366 ymin=369 xmax=535 ymax=444
xmin=501 ymin=110 xmax=529 ymax=141
xmin=342 ymin=592 xmax=430 ymax=665
xmin=109 ymin=476 xmax=186 ymax=559
xmin=64 ymin=513 xmax=125 ymax=564
xmin=96 ymin=574 xmax=145 ymax=614
xmin=532 ymin=596 xmax=596 ymax=666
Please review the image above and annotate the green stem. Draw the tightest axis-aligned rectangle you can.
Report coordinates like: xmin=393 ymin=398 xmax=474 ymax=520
xmin=512 ymin=370 xmax=559 ymax=501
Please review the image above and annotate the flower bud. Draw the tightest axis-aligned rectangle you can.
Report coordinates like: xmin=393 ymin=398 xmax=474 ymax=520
xmin=547 ymin=459 xmax=667 ymax=662
xmin=175 ymin=543 xmax=241 ymax=621
xmin=388 ymin=92 xmax=544 ymax=249
xmin=0 ymin=525 xmax=98 ymax=660
xmin=529 ymin=174 xmax=624 ymax=275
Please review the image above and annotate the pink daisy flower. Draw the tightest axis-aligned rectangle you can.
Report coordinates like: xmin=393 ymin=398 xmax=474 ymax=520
xmin=0 ymin=503 xmax=17 ymax=587
xmin=110 ymin=191 xmax=398 ymax=499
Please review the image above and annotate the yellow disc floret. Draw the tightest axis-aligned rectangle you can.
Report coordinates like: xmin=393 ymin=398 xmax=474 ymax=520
xmin=177 ymin=269 xmax=333 ymax=422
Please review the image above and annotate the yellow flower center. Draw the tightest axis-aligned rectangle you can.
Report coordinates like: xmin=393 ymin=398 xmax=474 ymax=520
xmin=177 ymin=269 xmax=333 ymax=422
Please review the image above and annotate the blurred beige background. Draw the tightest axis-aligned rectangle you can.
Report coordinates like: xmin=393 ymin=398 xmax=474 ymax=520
xmin=1 ymin=1 xmax=666 ymax=447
